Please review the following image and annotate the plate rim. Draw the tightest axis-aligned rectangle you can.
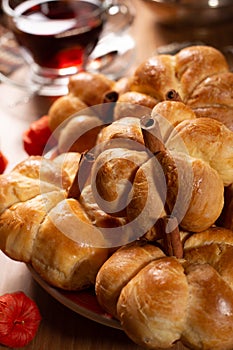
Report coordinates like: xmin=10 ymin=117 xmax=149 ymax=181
xmin=27 ymin=264 xmax=121 ymax=330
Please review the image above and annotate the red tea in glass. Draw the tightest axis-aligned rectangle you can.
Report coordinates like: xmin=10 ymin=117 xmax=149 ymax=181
xmin=2 ymin=0 xmax=133 ymax=95
xmin=6 ymin=0 xmax=105 ymax=71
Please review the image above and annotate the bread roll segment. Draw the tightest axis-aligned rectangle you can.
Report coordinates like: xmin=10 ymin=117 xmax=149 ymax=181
xmin=155 ymin=150 xmax=224 ymax=232
xmin=183 ymin=263 xmax=233 ymax=350
xmin=0 ymin=153 xmax=109 ymax=291
xmin=96 ymin=227 xmax=233 ymax=349
xmin=96 ymin=117 xmax=144 ymax=152
xmin=167 ymin=117 xmax=233 ymax=186
xmin=130 ymin=54 xmax=179 ymax=101
xmin=117 ymin=257 xmax=189 ymax=349
xmin=151 ymin=100 xmax=197 ymax=142
xmin=175 ymin=45 xmax=229 ymax=100
xmin=58 ymin=114 xmax=103 ymax=154
xmin=95 ymin=241 xmax=165 ymax=318
xmin=0 ymin=156 xmax=72 ymax=215
xmin=187 ymin=72 xmax=233 ymax=131
xmin=68 ymin=71 xmax=114 ymax=106
xmin=31 ymin=198 xmax=108 ymax=290
xmin=48 ymin=95 xmax=88 ymax=133
xmin=91 ymin=148 xmax=149 ymax=216
xmin=113 ymin=91 xmax=158 ymax=120
xmin=0 ymin=190 xmax=66 ymax=262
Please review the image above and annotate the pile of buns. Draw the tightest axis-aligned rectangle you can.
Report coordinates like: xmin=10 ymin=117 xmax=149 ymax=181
xmin=48 ymin=44 xmax=233 ymax=139
xmin=0 ymin=45 xmax=233 ymax=350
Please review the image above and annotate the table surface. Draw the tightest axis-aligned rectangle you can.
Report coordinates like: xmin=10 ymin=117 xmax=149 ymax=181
xmin=0 ymin=1 xmax=232 ymax=349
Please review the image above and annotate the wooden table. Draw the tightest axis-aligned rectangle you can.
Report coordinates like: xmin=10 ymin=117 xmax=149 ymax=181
xmin=0 ymin=1 xmax=232 ymax=349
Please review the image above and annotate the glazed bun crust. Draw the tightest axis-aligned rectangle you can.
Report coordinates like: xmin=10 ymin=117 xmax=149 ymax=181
xmin=117 ymin=257 xmax=188 ymax=349
xmin=0 ymin=190 xmax=66 ymax=262
xmin=187 ymin=72 xmax=233 ymax=131
xmin=91 ymin=148 xmax=149 ymax=216
xmin=48 ymin=95 xmax=88 ymax=132
xmin=96 ymin=117 xmax=144 ymax=152
xmin=68 ymin=72 xmax=114 ymax=106
xmin=96 ymin=241 xmax=165 ymax=318
xmin=58 ymin=115 xmax=103 ymax=154
xmin=130 ymin=54 xmax=178 ymax=100
xmin=156 ymin=151 xmax=224 ymax=232
xmin=79 ymin=184 xmax=127 ymax=229
xmin=96 ymin=227 xmax=233 ymax=349
xmin=175 ymin=45 xmax=229 ymax=100
xmin=151 ymin=100 xmax=197 ymax=142
xmin=31 ymin=198 xmax=108 ymax=290
xmin=183 ymin=262 xmax=233 ymax=350
xmin=0 ymin=156 xmax=72 ymax=215
xmin=114 ymin=91 xmax=158 ymax=120
xmin=0 ymin=153 xmax=109 ymax=291
xmin=167 ymin=117 xmax=233 ymax=186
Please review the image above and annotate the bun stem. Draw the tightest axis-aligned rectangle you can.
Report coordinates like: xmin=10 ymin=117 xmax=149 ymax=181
xmin=68 ymin=152 xmax=95 ymax=200
xmin=140 ymin=115 xmax=165 ymax=154
xmin=159 ymin=215 xmax=183 ymax=259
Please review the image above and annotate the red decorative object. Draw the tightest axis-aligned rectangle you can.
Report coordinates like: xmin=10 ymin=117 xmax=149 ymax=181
xmin=0 ymin=291 xmax=42 ymax=348
xmin=0 ymin=151 xmax=8 ymax=174
xmin=23 ymin=115 xmax=57 ymax=156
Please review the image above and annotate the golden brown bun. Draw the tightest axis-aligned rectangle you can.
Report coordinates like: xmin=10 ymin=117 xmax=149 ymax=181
xmin=53 ymin=152 xmax=81 ymax=184
xmin=79 ymin=185 xmax=127 ymax=230
xmin=68 ymin=71 xmax=114 ymax=106
xmin=96 ymin=117 xmax=144 ymax=152
xmin=96 ymin=226 xmax=233 ymax=349
xmin=183 ymin=262 xmax=233 ymax=350
xmin=58 ymin=115 xmax=103 ymax=153
xmin=0 ymin=156 xmax=72 ymax=214
xmin=167 ymin=117 xmax=233 ymax=186
xmin=129 ymin=45 xmax=231 ymax=129
xmin=0 ymin=153 xmax=109 ymax=290
xmin=156 ymin=151 xmax=224 ymax=232
xmin=91 ymin=148 xmax=149 ymax=216
xmin=130 ymin=46 xmax=228 ymax=102
xmin=130 ymin=54 xmax=178 ymax=100
xmin=184 ymin=226 xmax=233 ymax=251
xmin=31 ymin=198 xmax=108 ymax=290
xmin=113 ymin=91 xmax=158 ymax=120
xmin=126 ymin=157 xmax=166 ymax=235
xmin=117 ymin=257 xmax=188 ymax=349
xmin=48 ymin=46 xmax=232 ymax=140
xmin=48 ymin=95 xmax=88 ymax=133
xmin=182 ymin=227 xmax=233 ymax=350
xmin=95 ymin=241 xmax=165 ymax=318
xmin=0 ymin=190 xmax=108 ymax=290
xmin=187 ymin=72 xmax=233 ymax=131
xmin=0 ymin=190 xmax=66 ymax=262
xmin=48 ymin=72 xmax=114 ymax=134
xmin=175 ymin=45 xmax=229 ymax=100
xmin=151 ymin=100 xmax=197 ymax=142
xmin=93 ymin=113 xmax=225 ymax=233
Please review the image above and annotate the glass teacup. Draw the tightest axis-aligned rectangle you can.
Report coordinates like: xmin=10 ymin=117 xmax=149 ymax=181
xmin=1 ymin=0 xmax=134 ymax=96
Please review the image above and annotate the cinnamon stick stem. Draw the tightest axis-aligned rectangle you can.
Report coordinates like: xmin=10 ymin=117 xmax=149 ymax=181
xmin=165 ymin=89 xmax=182 ymax=102
xmin=101 ymin=90 xmax=119 ymax=123
xmin=67 ymin=152 xmax=95 ymax=200
xmin=160 ymin=215 xmax=183 ymax=259
xmin=140 ymin=115 xmax=165 ymax=154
